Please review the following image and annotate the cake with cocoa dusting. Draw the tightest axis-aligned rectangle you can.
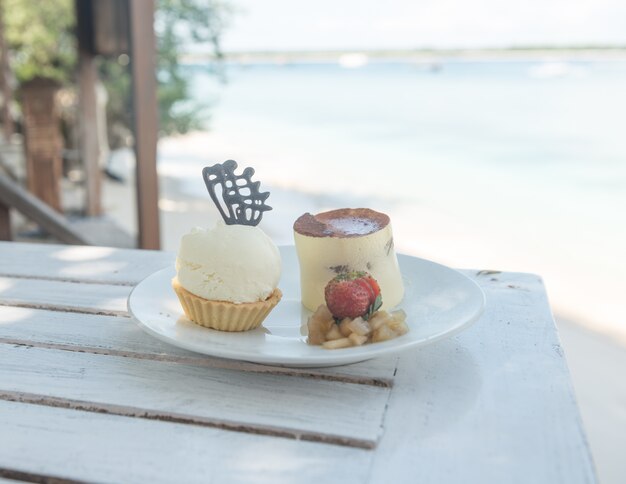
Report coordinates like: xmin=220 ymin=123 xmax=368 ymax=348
xmin=293 ymin=208 xmax=404 ymax=312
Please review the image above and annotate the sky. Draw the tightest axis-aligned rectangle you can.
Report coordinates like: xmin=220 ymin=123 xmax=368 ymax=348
xmin=218 ymin=0 xmax=626 ymax=52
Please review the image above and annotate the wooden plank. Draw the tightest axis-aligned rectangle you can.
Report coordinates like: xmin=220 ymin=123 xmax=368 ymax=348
xmin=0 ymin=276 xmax=129 ymax=315
xmin=129 ymin=0 xmax=160 ymax=249
xmin=0 ymin=344 xmax=390 ymax=447
xmin=367 ymin=272 xmax=597 ymax=484
xmin=0 ymin=241 xmax=171 ymax=284
xmin=0 ymin=400 xmax=371 ymax=484
xmin=0 ymin=176 xmax=89 ymax=244
xmin=0 ymin=305 xmax=397 ymax=386
xmin=0 ymin=244 xmax=398 ymax=386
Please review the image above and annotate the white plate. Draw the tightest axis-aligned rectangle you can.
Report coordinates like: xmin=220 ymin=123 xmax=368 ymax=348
xmin=128 ymin=246 xmax=485 ymax=367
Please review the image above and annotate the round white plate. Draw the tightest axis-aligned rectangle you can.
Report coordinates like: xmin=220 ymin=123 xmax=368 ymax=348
xmin=128 ymin=246 xmax=485 ymax=367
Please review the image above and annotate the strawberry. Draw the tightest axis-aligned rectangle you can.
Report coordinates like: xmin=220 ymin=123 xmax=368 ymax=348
xmin=324 ymin=271 xmax=383 ymax=320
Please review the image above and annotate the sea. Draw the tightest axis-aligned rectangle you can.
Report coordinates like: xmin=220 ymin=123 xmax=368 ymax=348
xmin=158 ymin=57 xmax=626 ymax=337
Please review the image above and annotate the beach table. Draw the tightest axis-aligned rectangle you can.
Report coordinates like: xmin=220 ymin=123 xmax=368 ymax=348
xmin=0 ymin=241 xmax=596 ymax=483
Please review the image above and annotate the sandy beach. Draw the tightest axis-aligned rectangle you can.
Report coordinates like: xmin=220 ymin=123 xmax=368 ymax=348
xmin=559 ymin=320 xmax=626 ymax=484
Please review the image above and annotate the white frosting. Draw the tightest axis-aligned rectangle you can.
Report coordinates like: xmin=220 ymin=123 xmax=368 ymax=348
xmin=175 ymin=221 xmax=281 ymax=303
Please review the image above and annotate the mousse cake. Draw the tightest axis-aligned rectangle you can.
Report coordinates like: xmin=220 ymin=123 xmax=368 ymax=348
xmin=293 ymin=208 xmax=404 ymax=311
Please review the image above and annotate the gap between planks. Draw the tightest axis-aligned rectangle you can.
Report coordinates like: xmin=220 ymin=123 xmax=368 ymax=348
xmin=0 ymin=301 xmax=128 ymax=318
xmin=0 ymin=391 xmax=376 ymax=450
xmin=0 ymin=467 xmax=87 ymax=484
xmin=0 ymin=272 xmax=137 ymax=287
xmin=0 ymin=339 xmax=394 ymax=388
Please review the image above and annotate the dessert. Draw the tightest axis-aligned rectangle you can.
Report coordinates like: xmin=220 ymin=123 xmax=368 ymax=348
xmin=307 ymin=271 xmax=409 ymax=349
xmin=173 ymin=221 xmax=282 ymax=331
xmin=293 ymin=208 xmax=404 ymax=311
xmin=172 ymin=160 xmax=282 ymax=331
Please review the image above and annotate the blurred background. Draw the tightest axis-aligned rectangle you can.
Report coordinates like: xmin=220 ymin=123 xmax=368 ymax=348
xmin=0 ymin=1 xmax=624 ymax=482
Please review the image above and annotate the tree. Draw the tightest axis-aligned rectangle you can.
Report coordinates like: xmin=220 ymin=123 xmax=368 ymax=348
xmin=3 ymin=0 xmax=75 ymax=84
xmin=3 ymin=0 xmax=231 ymax=143
xmin=98 ymin=0 xmax=231 ymax=144
xmin=155 ymin=0 xmax=231 ymax=135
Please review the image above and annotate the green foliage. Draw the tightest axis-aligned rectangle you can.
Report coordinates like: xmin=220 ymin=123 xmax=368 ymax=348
xmin=4 ymin=0 xmax=75 ymax=84
xmin=154 ymin=0 xmax=231 ymax=135
xmin=3 ymin=0 xmax=231 ymax=140
xmin=99 ymin=0 xmax=231 ymax=141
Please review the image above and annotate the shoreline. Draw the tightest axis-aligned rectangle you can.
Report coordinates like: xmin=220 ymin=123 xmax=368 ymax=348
xmin=182 ymin=47 xmax=626 ymax=64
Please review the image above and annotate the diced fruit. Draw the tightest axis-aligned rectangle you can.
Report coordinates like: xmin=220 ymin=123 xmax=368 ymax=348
xmin=348 ymin=316 xmax=371 ymax=336
xmin=322 ymin=338 xmax=352 ymax=349
xmin=325 ymin=325 xmax=343 ymax=341
xmin=338 ymin=318 xmax=353 ymax=337
xmin=348 ymin=333 xmax=368 ymax=346
xmin=387 ymin=310 xmax=409 ymax=335
xmin=390 ymin=309 xmax=407 ymax=322
xmin=369 ymin=310 xmax=391 ymax=330
xmin=307 ymin=326 xmax=325 ymax=345
xmin=372 ymin=324 xmax=397 ymax=343
xmin=324 ymin=271 xmax=383 ymax=320
xmin=307 ymin=304 xmax=410 ymax=349
xmin=393 ymin=320 xmax=410 ymax=336
xmin=313 ymin=304 xmax=333 ymax=321
xmin=307 ymin=304 xmax=334 ymax=345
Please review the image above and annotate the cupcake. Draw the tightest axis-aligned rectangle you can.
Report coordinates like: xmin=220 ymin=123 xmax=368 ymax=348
xmin=172 ymin=160 xmax=282 ymax=331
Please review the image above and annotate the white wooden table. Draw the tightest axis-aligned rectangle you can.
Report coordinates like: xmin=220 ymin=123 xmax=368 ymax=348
xmin=0 ymin=242 xmax=596 ymax=483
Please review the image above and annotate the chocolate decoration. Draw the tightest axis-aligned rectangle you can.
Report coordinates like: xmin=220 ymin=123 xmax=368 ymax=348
xmin=202 ymin=160 xmax=272 ymax=226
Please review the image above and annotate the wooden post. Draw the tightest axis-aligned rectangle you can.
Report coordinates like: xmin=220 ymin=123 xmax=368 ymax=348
xmin=76 ymin=18 xmax=102 ymax=216
xmin=21 ymin=78 xmax=63 ymax=212
xmin=75 ymin=0 xmax=103 ymax=216
xmin=0 ymin=201 xmax=10 ymax=240
xmin=0 ymin=0 xmax=14 ymax=140
xmin=128 ymin=0 xmax=160 ymax=249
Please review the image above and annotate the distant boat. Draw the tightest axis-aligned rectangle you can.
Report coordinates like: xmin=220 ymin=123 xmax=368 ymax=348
xmin=338 ymin=53 xmax=369 ymax=69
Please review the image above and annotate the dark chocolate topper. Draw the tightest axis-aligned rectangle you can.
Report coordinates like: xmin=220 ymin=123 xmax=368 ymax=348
xmin=202 ymin=160 xmax=272 ymax=226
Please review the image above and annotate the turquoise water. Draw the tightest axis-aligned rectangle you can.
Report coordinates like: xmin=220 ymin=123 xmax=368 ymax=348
xmin=162 ymin=59 xmax=626 ymax=332
xmin=182 ymin=59 xmax=626 ymax=205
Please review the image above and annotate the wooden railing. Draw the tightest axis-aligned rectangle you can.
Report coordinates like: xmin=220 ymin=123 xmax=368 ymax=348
xmin=0 ymin=173 xmax=88 ymax=244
